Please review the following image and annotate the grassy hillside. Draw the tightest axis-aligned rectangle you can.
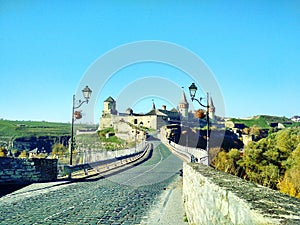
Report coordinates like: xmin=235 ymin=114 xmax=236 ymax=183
xmin=229 ymin=115 xmax=298 ymax=129
xmin=0 ymin=120 xmax=71 ymax=139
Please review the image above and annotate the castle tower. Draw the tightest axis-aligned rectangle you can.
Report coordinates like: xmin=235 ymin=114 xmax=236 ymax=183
xmin=209 ymin=96 xmax=215 ymax=120
xmin=102 ymin=96 xmax=117 ymax=117
xmin=178 ymin=91 xmax=189 ymax=119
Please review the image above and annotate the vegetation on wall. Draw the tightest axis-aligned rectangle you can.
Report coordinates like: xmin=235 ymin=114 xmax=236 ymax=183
xmin=212 ymin=127 xmax=300 ymax=199
xmin=97 ymin=128 xmax=130 ymax=150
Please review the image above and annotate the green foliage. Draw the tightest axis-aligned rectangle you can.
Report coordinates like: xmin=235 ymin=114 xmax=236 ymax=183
xmin=237 ymin=128 xmax=300 ymax=189
xmin=278 ymin=143 xmax=300 ymax=198
xmin=0 ymin=146 xmax=8 ymax=157
xmin=35 ymin=153 xmax=48 ymax=158
xmin=230 ymin=116 xmax=269 ymax=128
xmin=97 ymin=127 xmax=136 ymax=150
xmin=214 ymin=127 xmax=300 ymax=198
xmin=11 ymin=149 xmax=19 ymax=157
xmin=230 ymin=115 xmax=297 ymax=129
xmin=249 ymin=126 xmax=260 ymax=136
xmin=98 ymin=127 xmax=114 ymax=137
xmin=183 ymin=214 xmax=188 ymax=222
xmin=212 ymin=149 xmax=242 ymax=176
xmin=18 ymin=150 xmax=28 ymax=158
xmin=52 ymin=143 xmax=68 ymax=157
xmin=76 ymin=133 xmax=102 ymax=150
xmin=100 ymin=135 xmax=124 ymax=144
xmin=98 ymin=128 xmax=124 ymax=144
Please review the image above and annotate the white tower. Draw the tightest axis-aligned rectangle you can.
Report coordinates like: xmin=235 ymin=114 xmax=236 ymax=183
xmin=178 ymin=91 xmax=189 ymax=119
xmin=209 ymin=96 xmax=215 ymax=120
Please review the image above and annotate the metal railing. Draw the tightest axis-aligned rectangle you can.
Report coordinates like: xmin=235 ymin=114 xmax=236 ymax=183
xmin=60 ymin=143 xmax=151 ymax=178
xmin=159 ymin=133 xmax=207 ymax=164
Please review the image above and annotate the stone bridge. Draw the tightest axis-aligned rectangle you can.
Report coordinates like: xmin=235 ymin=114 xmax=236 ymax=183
xmin=0 ymin=140 xmax=185 ymax=225
xmin=1 ymin=136 xmax=300 ymax=224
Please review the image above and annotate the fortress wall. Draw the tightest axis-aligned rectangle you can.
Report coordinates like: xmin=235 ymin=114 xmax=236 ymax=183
xmin=183 ymin=162 xmax=300 ymax=225
xmin=0 ymin=157 xmax=58 ymax=184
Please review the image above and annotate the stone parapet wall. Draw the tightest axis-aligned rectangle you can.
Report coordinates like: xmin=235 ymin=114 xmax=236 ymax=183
xmin=0 ymin=157 xmax=58 ymax=184
xmin=183 ymin=162 xmax=300 ymax=225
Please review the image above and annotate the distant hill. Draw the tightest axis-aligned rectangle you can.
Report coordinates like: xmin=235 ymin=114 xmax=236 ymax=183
xmin=229 ymin=115 xmax=298 ymax=129
xmin=0 ymin=119 xmax=99 ymax=151
xmin=0 ymin=120 xmax=71 ymax=140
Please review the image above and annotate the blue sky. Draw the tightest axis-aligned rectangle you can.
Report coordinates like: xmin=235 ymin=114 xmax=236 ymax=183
xmin=1 ymin=1 xmax=299 ymax=123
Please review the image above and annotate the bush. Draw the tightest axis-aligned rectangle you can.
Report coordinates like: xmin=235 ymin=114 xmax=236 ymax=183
xmin=18 ymin=150 xmax=28 ymax=158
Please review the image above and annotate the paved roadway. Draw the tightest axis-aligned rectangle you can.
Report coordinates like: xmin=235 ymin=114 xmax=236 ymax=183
xmin=0 ymin=140 xmax=183 ymax=225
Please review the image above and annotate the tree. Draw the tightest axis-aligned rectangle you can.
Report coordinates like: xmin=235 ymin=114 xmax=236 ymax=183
xmin=18 ymin=150 xmax=28 ymax=158
xmin=213 ymin=127 xmax=300 ymax=197
xmin=250 ymin=125 xmax=260 ymax=136
xmin=36 ymin=153 xmax=48 ymax=159
xmin=212 ymin=148 xmax=243 ymax=176
xmin=238 ymin=128 xmax=300 ymax=189
xmin=212 ymin=151 xmax=227 ymax=171
xmin=278 ymin=143 xmax=300 ymax=198
xmin=51 ymin=143 xmax=68 ymax=157
xmin=243 ymin=127 xmax=251 ymax=135
xmin=194 ymin=109 xmax=206 ymax=119
xmin=0 ymin=147 xmax=8 ymax=157
xmin=11 ymin=149 xmax=19 ymax=157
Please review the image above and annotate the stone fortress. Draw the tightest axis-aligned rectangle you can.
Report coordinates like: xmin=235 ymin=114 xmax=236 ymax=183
xmin=99 ymin=91 xmax=215 ymax=141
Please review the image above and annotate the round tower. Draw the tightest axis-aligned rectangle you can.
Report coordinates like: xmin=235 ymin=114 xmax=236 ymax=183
xmin=209 ymin=96 xmax=215 ymax=120
xmin=178 ymin=91 xmax=189 ymax=119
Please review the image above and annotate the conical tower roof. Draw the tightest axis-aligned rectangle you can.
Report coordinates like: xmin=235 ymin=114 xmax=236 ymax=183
xmin=104 ymin=96 xmax=115 ymax=103
xmin=179 ymin=91 xmax=188 ymax=105
xmin=209 ymin=96 xmax=215 ymax=109
xmin=151 ymin=100 xmax=156 ymax=110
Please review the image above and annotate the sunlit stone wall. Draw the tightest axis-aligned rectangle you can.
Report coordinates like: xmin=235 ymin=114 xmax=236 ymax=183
xmin=183 ymin=162 xmax=300 ymax=225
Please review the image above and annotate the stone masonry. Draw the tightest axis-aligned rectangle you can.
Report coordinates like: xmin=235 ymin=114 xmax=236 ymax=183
xmin=0 ymin=157 xmax=57 ymax=184
xmin=183 ymin=162 xmax=300 ymax=225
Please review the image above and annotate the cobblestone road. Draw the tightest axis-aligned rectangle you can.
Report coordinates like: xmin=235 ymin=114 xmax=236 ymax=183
xmin=0 ymin=141 xmax=183 ymax=225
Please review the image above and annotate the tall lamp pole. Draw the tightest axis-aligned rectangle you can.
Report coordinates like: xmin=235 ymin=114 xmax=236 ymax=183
xmin=189 ymin=83 xmax=210 ymax=166
xmin=139 ymin=121 xmax=144 ymax=148
xmin=70 ymin=85 xmax=92 ymax=166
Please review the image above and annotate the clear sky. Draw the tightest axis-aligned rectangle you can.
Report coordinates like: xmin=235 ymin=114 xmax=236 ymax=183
xmin=1 ymin=1 xmax=299 ymax=123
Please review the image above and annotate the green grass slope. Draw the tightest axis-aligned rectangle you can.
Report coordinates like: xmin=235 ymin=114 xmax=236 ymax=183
xmin=0 ymin=120 xmax=71 ymax=139
xmin=229 ymin=115 xmax=298 ymax=129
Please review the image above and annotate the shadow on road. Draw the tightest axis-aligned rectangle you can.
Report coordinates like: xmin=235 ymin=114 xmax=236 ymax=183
xmin=0 ymin=184 xmax=29 ymax=198
xmin=146 ymin=136 xmax=160 ymax=141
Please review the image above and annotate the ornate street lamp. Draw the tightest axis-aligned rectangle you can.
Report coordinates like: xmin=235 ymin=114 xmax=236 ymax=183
xmin=188 ymin=83 xmax=210 ymax=166
xmin=70 ymin=86 xmax=92 ymax=168
xmin=188 ymin=82 xmax=197 ymax=100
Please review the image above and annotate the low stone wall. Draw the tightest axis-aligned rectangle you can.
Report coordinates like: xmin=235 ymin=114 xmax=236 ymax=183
xmin=183 ymin=162 xmax=300 ymax=225
xmin=0 ymin=157 xmax=58 ymax=184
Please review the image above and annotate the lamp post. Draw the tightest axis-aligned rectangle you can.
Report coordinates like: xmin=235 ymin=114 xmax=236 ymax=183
xmin=70 ymin=85 xmax=92 ymax=167
xmin=134 ymin=121 xmax=144 ymax=152
xmin=139 ymin=122 xmax=144 ymax=148
xmin=189 ymin=83 xmax=210 ymax=166
xmin=181 ymin=123 xmax=189 ymax=152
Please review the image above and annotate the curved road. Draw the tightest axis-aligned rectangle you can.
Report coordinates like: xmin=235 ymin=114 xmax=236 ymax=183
xmin=0 ymin=140 xmax=183 ymax=225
